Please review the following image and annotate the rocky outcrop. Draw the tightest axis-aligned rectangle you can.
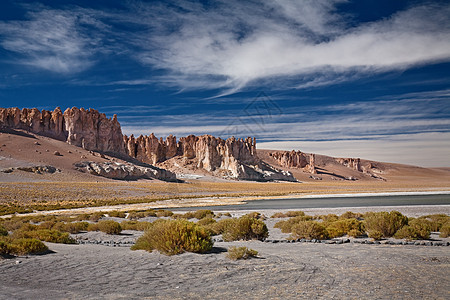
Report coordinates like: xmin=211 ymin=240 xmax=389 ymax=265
xmin=269 ymin=150 xmax=316 ymax=174
xmin=335 ymin=158 xmax=362 ymax=172
xmin=0 ymin=107 xmax=124 ymax=154
xmin=74 ymin=161 xmax=176 ymax=181
xmin=124 ymin=134 xmax=296 ymax=181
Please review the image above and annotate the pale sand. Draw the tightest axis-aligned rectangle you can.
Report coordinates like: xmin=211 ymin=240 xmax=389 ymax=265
xmin=1 ymin=205 xmax=449 ymax=299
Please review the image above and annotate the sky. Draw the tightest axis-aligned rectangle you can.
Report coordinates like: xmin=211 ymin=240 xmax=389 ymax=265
xmin=0 ymin=0 xmax=449 ymax=167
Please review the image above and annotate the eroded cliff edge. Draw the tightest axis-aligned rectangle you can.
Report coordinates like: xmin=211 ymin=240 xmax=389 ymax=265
xmin=0 ymin=107 xmax=295 ymax=182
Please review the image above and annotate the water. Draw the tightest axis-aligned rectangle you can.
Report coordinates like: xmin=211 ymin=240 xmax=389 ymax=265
xmin=171 ymin=193 xmax=450 ymax=211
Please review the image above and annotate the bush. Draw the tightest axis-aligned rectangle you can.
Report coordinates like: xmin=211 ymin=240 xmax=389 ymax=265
xmin=364 ymin=211 xmax=408 ymax=238
xmin=131 ymin=219 xmax=213 ymax=255
xmin=0 ymin=224 xmax=8 ymax=236
xmin=9 ymin=238 xmax=49 ymax=255
xmin=394 ymin=218 xmax=431 ymax=240
xmin=244 ymin=212 xmax=265 ymax=220
xmin=127 ymin=210 xmax=157 ymax=220
xmin=271 ymin=211 xmax=305 ymax=218
xmin=316 ymin=214 xmax=339 ymax=224
xmin=155 ymin=210 xmax=173 ymax=218
xmin=13 ymin=229 xmax=76 ymax=244
xmin=52 ymin=222 xmax=88 ymax=234
xmin=197 ymin=217 xmax=216 ymax=226
xmin=274 ymin=216 xmax=312 ymax=233
xmin=326 ymin=218 xmax=364 ymax=238
xmin=97 ymin=220 xmax=122 ymax=235
xmin=87 ymin=223 xmax=99 ymax=231
xmin=194 ymin=210 xmax=215 ymax=219
xmin=220 ymin=216 xmax=268 ymax=242
xmin=439 ymin=221 xmax=450 ymax=238
xmin=418 ymin=214 xmax=450 ymax=232
xmin=339 ymin=211 xmax=363 ymax=220
xmin=108 ymin=211 xmax=126 ymax=218
xmin=290 ymin=221 xmax=328 ymax=240
xmin=226 ymin=246 xmax=258 ymax=260
xmin=120 ymin=220 xmax=152 ymax=231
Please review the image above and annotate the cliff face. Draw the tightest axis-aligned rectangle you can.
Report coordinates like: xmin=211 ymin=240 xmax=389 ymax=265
xmin=124 ymin=134 xmax=294 ymax=181
xmin=0 ymin=107 xmax=125 ymax=154
xmin=0 ymin=107 xmax=295 ymax=181
xmin=269 ymin=150 xmax=316 ymax=174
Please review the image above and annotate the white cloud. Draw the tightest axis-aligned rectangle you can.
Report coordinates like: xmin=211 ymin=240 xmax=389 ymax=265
xmin=136 ymin=1 xmax=450 ymax=91
xmin=0 ymin=6 xmax=106 ymax=73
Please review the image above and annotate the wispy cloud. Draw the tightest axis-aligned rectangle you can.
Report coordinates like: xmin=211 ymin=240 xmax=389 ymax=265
xmin=132 ymin=0 xmax=450 ymax=92
xmin=0 ymin=5 xmax=107 ymax=73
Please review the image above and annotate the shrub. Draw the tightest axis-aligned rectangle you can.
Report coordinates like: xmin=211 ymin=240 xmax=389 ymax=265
xmin=274 ymin=216 xmax=312 ymax=233
xmin=226 ymin=246 xmax=258 ymax=260
xmin=87 ymin=223 xmax=99 ymax=231
xmin=155 ymin=210 xmax=174 ymax=218
xmin=439 ymin=221 xmax=450 ymax=238
xmin=326 ymin=218 xmax=363 ymax=238
xmin=363 ymin=211 xmax=408 ymax=238
xmin=418 ymin=214 xmax=450 ymax=232
xmin=120 ymin=220 xmax=152 ymax=231
xmin=194 ymin=210 xmax=214 ymax=219
xmin=316 ymin=214 xmax=339 ymax=223
xmin=128 ymin=210 xmax=157 ymax=220
xmin=108 ymin=211 xmax=126 ymax=218
xmin=197 ymin=217 xmax=216 ymax=226
xmin=216 ymin=212 xmax=232 ymax=218
xmin=0 ymin=239 xmax=12 ymax=256
xmin=339 ymin=211 xmax=363 ymax=220
xmin=132 ymin=219 xmax=213 ymax=255
xmin=394 ymin=218 xmax=431 ymax=240
xmin=220 ymin=216 xmax=268 ymax=242
xmin=272 ymin=211 xmax=306 ymax=218
xmin=368 ymin=230 xmax=383 ymax=240
xmin=244 ymin=212 xmax=265 ymax=220
xmin=0 ymin=224 xmax=8 ymax=236
xmin=52 ymin=222 xmax=88 ymax=234
xmin=13 ymin=229 xmax=76 ymax=244
xmin=9 ymin=238 xmax=48 ymax=255
xmin=97 ymin=220 xmax=122 ymax=235
xmin=290 ymin=221 xmax=328 ymax=240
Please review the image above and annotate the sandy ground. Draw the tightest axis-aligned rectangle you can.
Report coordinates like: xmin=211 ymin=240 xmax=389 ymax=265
xmin=1 ymin=206 xmax=449 ymax=300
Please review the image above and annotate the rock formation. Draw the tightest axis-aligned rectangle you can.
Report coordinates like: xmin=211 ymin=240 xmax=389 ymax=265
xmin=335 ymin=158 xmax=362 ymax=172
xmin=124 ymin=134 xmax=296 ymax=181
xmin=74 ymin=161 xmax=176 ymax=181
xmin=0 ymin=107 xmax=124 ymax=154
xmin=268 ymin=150 xmax=316 ymax=174
xmin=0 ymin=106 xmax=296 ymax=181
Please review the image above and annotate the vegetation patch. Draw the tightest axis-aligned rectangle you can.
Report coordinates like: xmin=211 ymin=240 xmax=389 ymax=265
xmin=226 ymin=246 xmax=258 ymax=260
xmin=290 ymin=221 xmax=328 ymax=240
xmin=97 ymin=220 xmax=122 ymax=235
xmin=364 ymin=211 xmax=408 ymax=239
xmin=131 ymin=219 xmax=213 ymax=255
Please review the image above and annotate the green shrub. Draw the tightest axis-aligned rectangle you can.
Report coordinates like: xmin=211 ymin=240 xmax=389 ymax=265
xmin=226 ymin=246 xmax=258 ymax=260
xmin=97 ymin=220 xmax=122 ymax=235
xmin=363 ymin=211 xmax=408 ymax=238
xmin=52 ymin=222 xmax=88 ymax=234
xmin=197 ymin=217 xmax=216 ymax=226
xmin=155 ymin=210 xmax=174 ymax=218
xmin=0 ymin=224 xmax=8 ymax=236
xmin=108 ymin=211 xmax=126 ymax=218
xmin=316 ymin=214 xmax=339 ymax=223
xmin=132 ymin=219 xmax=213 ymax=255
xmin=326 ymin=218 xmax=364 ymax=238
xmin=194 ymin=210 xmax=215 ymax=219
xmin=13 ymin=229 xmax=76 ymax=244
xmin=120 ymin=220 xmax=152 ymax=231
xmin=339 ymin=211 xmax=363 ymax=220
xmin=368 ymin=230 xmax=383 ymax=240
xmin=87 ymin=223 xmax=99 ymax=231
xmin=290 ymin=221 xmax=328 ymax=240
xmin=271 ymin=211 xmax=306 ymax=218
xmin=127 ymin=210 xmax=157 ymax=220
xmin=220 ymin=216 xmax=268 ymax=242
xmin=0 ymin=239 xmax=12 ymax=256
xmin=439 ymin=221 xmax=450 ymax=238
xmin=215 ymin=212 xmax=232 ymax=218
xmin=418 ymin=214 xmax=450 ymax=232
xmin=274 ymin=215 xmax=312 ymax=233
xmin=10 ymin=238 xmax=49 ymax=255
xmin=394 ymin=218 xmax=431 ymax=240
xmin=244 ymin=212 xmax=265 ymax=220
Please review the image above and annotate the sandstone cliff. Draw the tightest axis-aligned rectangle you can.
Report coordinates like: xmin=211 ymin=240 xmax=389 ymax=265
xmin=0 ymin=107 xmax=125 ymax=154
xmin=124 ymin=134 xmax=296 ymax=181
xmin=269 ymin=150 xmax=316 ymax=174
xmin=0 ymin=107 xmax=295 ymax=182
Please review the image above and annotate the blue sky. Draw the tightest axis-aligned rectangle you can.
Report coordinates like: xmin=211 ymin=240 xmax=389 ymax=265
xmin=0 ymin=0 xmax=449 ymax=167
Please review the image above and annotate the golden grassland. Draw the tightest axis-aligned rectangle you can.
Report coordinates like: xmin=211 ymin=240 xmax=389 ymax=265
xmin=1 ymin=180 xmax=449 ymax=216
